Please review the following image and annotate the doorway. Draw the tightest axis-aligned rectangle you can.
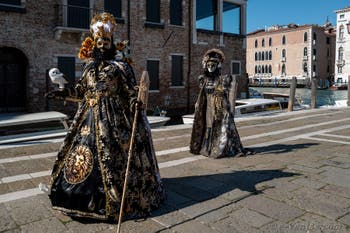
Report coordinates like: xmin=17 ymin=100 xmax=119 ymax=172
xmin=0 ymin=47 xmax=27 ymax=113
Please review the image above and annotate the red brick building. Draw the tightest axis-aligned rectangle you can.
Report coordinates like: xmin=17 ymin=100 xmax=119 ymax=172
xmin=0 ymin=0 xmax=248 ymax=118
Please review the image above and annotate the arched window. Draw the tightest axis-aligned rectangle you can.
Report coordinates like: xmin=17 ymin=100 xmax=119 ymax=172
xmin=339 ymin=25 xmax=344 ymax=39
xmin=255 ymin=66 xmax=258 ymax=74
xmin=258 ymin=52 xmax=261 ymax=60
xmin=303 ymin=47 xmax=307 ymax=56
xmin=269 ymin=37 xmax=272 ymax=46
xmin=282 ymin=35 xmax=286 ymax=45
xmin=265 ymin=65 xmax=268 ymax=73
xmin=269 ymin=51 xmax=272 ymax=60
xmin=303 ymin=32 xmax=308 ymax=42
xmin=303 ymin=63 xmax=308 ymax=73
xmin=262 ymin=52 xmax=265 ymax=60
xmin=262 ymin=65 xmax=265 ymax=73
xmin=269 ymin=65 xmax=272 ymax=73
xmin=282 ymin=64 xmax=286 ymax=75
xmin=265 ymin=51 xmax=268 ymax=60
xmin=258 ymin=65 xmax=261 ymax=73
xmin=338 ymin=47 xmax=344 ymax=60
xmin=255 ymin=52 xmax=258 ymax=61
xmin=262 ymin=38 xmax=265 ymax=47
xmin=255 ymin=39 xmax=258 ymax=48
xmin=282 ymin=49 xmax=286 ymax=58
xmin=313 ymin=32 xmax=317 ymax=41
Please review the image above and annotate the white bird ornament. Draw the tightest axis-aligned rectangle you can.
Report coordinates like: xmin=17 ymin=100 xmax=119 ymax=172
xmin=49 ymin=68 xmax=68 ymax=89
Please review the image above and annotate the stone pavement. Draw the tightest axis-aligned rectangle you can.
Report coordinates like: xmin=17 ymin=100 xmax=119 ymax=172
xmin=0 ymin=107 xmax=350 ymax=233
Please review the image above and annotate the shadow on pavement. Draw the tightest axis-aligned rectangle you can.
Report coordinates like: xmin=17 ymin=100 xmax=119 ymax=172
xmin=151 ymin=169 xmax=299 ymax=231
xmin=250 ymin=142 xmax=319 ymax=154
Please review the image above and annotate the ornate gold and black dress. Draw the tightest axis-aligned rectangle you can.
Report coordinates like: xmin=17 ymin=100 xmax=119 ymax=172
xmin=49 ymin=60 xmax=164 ymax=221
xmin=190 ymin=74 xmax=247 ymax=158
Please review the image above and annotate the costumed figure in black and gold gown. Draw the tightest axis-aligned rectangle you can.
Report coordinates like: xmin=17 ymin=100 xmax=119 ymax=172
xmin=46 ymin=13 xmax=164 ymax=221
xmin=190 ymin=49 xmax=253 ymax=158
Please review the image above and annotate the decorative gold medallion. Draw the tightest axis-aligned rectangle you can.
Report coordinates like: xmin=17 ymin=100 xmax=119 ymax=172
xmin=64 ymin=145 xmax=94 ymax=184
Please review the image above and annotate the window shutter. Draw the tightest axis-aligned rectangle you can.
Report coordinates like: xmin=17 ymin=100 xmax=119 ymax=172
xmin=171 ymin=55 xmax=183 ymax=86
xmin=147 ymin=60 xmax=159 ymax=90
xmin=146 ymin=0 xmax=160 ymax=23
xmin=104 ymin=0 xmax=122 ymax=18
xmin=170 ymin=0 xmax=182 ymax=25
xmin=58 ymin=57 xmax=75 ymax=88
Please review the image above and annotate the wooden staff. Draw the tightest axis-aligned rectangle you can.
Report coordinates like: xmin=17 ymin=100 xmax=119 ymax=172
xmin=116 ymin=71 xmax=150 ymax=233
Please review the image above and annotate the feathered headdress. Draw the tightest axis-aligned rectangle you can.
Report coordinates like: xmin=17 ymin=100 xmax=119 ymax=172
xmin=78 ymin=12 xmax=117 ymax=60
xmin=202 ymin=48 xmax=225 ymax=68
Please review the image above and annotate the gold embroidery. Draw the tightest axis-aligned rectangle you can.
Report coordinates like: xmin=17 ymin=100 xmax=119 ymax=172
xmin=64 ymin=145 xmax=94 ymax=184
xmin=80 ymin=125 xmax=91 ymax=136
xmin=89 ymin=98 xmax=97 ymax=106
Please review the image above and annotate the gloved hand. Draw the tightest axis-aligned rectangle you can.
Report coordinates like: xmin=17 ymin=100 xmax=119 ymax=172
xmin=130 ymin=99 xmax=144 ymax=112
xmin=45 ymin=89 xmax=70 ymax=100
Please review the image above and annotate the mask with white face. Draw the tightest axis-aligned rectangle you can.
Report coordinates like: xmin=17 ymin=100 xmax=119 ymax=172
xmin=206 ymin=61 xmax=218 ymax=73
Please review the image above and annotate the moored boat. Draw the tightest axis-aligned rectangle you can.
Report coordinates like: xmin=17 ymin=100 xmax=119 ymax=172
xmin=182 ymin=98 xmax=283 ymax=124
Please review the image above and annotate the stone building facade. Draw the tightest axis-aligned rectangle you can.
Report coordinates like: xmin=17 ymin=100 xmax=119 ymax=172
xmin=246 ymin=23 xmax=336 ymax=88
xmin=335 ymin=6 xmax=350 ymax=84
xmin=0 ymin=0 xmax=247 ymax=117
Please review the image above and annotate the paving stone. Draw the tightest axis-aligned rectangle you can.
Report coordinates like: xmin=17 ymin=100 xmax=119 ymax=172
xmin=229 ymin=207 xmax=274 ymax=228
xmin=0 ymin=164 xmax=10 ymax=178
xmin=319 ymin=159 xmax=350 ymax=169
xmin=7 ymin=180 xmax=35 ymax=193
xmin=322 ymin=184 xmax=350 ymax=199
xmin=287 ymin=164 xmax=323 ymax=174
xmin=0 ymin=203 xmax=17 ymax=232
xmin=285 ymin=187 xmax=350 ymax=220
xmin=290 ymin=177 xmax=327 ymax=189
xmin=64 ymin=220 xmax=113 ymax=233
xmin=2 ymin=228 xmax=22 ymax=233
xmin=287 ymin=213 xmax=348 ymax=233
xmin=321 ymin=166 xmax=350 ymax=188
xmin=338 ymin=213 xmax=350 ymax=227
xmin=261 ymin=221 xmax=304 ymax=233
xmin=165 ymin=181 xmax=215 ymax=202
xmin=171 ymin=219 xmax=218 ymax=233
xmin=5 ymin=196 xmax=53 ymax=225
xmin=237 ymin=195 xmax=304 ymax=222
xmin=211 ymin=215 xmax=262 ymax=233
xmin=163 ymin=190 xmax=193 ymax=208
xmin=0 ymin=183 xmax=11 ymax=195
xmin=181 ymin=175 xmax=225 ymax=191
xmin=151 ymin=204 xmax=189 ymax=228
xmin=179 ymin=196 xmax=232 ymax=219
xmin=196 ymin=202 xmax=238 ymax=224
xmin=20 ymin=217 xmax=67 ymax=233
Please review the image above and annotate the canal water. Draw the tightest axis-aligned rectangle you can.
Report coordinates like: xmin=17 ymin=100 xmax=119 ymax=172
xmin=253 ymin=87 xmax=348 ymax=108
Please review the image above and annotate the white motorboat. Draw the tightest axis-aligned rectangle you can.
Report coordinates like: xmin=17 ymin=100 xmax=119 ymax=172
xmin=182 ymin=98 xmax=283 ymax=124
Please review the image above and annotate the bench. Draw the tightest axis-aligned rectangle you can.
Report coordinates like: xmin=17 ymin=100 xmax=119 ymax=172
xmin=0 ymin=111 xmax=69 ymax=144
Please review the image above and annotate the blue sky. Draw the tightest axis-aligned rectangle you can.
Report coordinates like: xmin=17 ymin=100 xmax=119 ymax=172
xmin=247 ymin=0 xmax=350 ymax=33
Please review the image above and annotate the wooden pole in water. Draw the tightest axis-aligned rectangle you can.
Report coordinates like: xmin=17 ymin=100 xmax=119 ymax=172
xmin=311 ymin=77 xmax=317 ymax=109
xmin=230 ymin=75 xmax=238 ymax=115
xmin=347 ymin=75 xmax=350 ymax=107
xmin=288 ymin=77 xmax=297 ymax=112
